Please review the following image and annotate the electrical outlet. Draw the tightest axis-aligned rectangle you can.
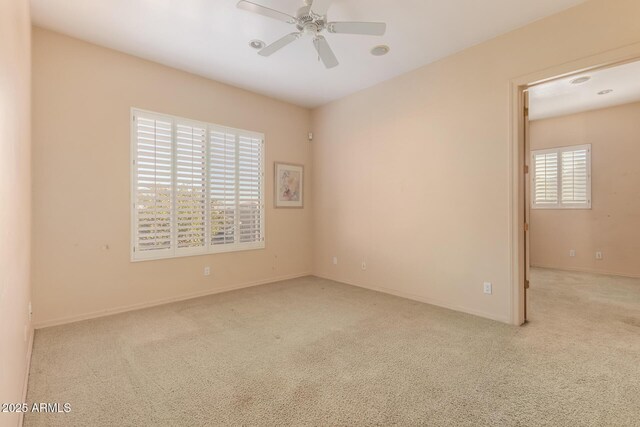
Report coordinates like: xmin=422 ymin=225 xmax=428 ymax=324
xmin=204 ymin=266 xmax=211 ymax=276
xmin=361 ymin=261 xmax=367 ymax=271
xmin=28 ymin=302 xmax=32 ymax=321
xmin=332 ymin=256 xmax=338 ymax=265
xmin=595 ymin=251 xmax=603 ymax=260
xmin=483 ymin=282 xmax=492 ymax=295
xmin=569 ymin=249 xmax=576 ymax=257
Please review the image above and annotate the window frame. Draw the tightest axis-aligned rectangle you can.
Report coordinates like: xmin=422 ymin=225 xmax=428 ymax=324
xmin=130 ymin=108 xmax=265 ymax=262
xmin=530 ymin=144 xmax=592 ymax=210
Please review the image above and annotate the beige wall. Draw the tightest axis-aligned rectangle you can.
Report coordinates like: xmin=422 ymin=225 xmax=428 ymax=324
xmin=530 ymin=102 xmax=640 ymax=277
xmin=310 ymin=0 xmax=640 ymax=323
xmin=32 ymin=28 xmax=312 ymax=326
xmin=29 ymin=0 xmax=640 ymax=329
xmin=0 ymin=0 xmax=32 ymax=425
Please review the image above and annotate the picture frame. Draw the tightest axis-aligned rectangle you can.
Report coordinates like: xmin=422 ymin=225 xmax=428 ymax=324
xmin=274 ymin=162 xmax=304 ymax=208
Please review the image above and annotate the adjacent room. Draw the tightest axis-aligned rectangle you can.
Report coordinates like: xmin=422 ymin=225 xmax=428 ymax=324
xmin=1 ymin=0 xmax=639 ymax=426
xmin=527 ymin=60 xmax=640 ymax=324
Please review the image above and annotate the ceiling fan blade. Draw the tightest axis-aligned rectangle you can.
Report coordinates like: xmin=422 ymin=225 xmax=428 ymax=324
xmin=328 ymin=22 xmax=386 ymax=36
xmin=237 ymin=0 xmax=296 ymax=24
xmin=313 ymin=36 xmax=339 ymax=69
xmin=310 ymin=0 xmax=333 ymax=16
xmin=259 ymin=32 xmax=301 ymax=57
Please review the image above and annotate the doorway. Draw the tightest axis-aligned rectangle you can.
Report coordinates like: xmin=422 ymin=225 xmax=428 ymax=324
xmin=518 ymin=59 xmax=640 ymax=323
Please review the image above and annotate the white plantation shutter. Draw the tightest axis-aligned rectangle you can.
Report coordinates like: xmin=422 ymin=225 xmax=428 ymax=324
xmin=176 ymin=122 xmax=207 ymax=253
xmin=131 ymin=109 xmax=265 ymax=261
xmin=209 ymin=128 xmax=237 ymax=247
xmin=133 ymin=114 xmax=173 ymax=258
xmin=238 ymin=134 xmax=264 ymax=244
xmin=532 ymin=151 xmax=558 ymax=206
xmin=561 ymin=148 xmax=590 ymax=206
xmin=531 ymin=145 xmax=591 ymax=210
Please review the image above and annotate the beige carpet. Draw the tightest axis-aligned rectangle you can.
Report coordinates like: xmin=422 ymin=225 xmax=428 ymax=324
xmin=25 ymin=269 xmax=640 ymax=426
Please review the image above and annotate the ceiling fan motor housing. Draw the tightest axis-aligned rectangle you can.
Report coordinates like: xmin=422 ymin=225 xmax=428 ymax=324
xmin=296 ymin=5 xmax=326 ymax=32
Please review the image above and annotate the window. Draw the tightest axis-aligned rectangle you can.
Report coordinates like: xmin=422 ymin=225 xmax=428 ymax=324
xmin=131 ymin=109 xmax=265 ymax=261
xmin=531 ymin=144 xmax=591 ymax=209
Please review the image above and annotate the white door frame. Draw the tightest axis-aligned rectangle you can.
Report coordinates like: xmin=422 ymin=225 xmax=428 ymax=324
xmin=508 ymin=42 xmax=640 ymax=325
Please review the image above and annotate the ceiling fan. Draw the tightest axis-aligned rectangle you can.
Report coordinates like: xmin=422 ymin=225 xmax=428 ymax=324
xmin=237 ymin=0 xmax=387 ymax=69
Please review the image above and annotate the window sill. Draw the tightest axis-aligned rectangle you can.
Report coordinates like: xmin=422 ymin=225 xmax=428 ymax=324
xmin=131 ymin=242 xmax=266 ymax=262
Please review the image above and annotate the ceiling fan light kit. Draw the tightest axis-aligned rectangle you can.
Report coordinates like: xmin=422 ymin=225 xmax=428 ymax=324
xmin=237 ymin=0 xmax=387 ymax=69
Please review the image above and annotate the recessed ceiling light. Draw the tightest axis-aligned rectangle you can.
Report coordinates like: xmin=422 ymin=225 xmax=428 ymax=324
xmin=598 ymin=89 xmax=614 ymax=95
xmin=570 ymin=76 xmax=591 ymax=85
xmin=249 ymin=40 xmax=265 ymax=50
xmin=370 ymin=45 xmax=390 ymax=56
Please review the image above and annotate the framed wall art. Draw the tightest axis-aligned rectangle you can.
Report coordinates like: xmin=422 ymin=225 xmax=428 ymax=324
xmin=274 ymin=162 xmax=304 ymax=208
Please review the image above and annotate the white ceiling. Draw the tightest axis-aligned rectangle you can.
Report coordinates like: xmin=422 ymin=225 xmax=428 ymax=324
xmin=31 ymin=0 xmax=588 ymax=108
xmin=529 ymin=60 xmax=640 ymax=120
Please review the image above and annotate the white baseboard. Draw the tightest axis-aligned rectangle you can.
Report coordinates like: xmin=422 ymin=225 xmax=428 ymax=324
xmin=314 ymin=274 xmax=512 ymax=324
xmin=19 ymin=326 xmax=34 ymax=427
xmin=531 ymin=264 xmax=640 ymax=279
xmin=34 ymin=272 xmax=312 ymax=329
